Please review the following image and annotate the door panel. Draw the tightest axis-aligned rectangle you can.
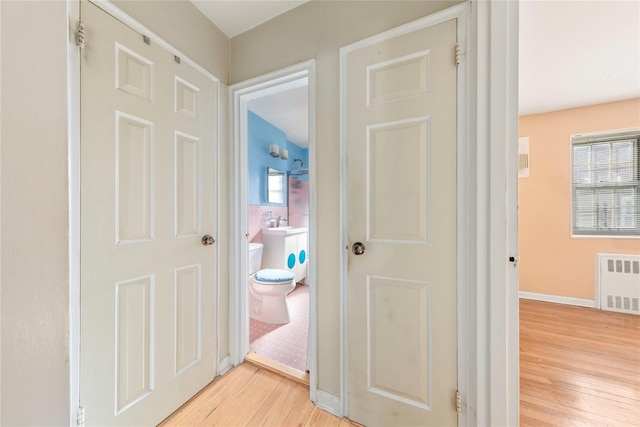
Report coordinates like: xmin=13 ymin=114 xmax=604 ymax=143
xmin=116 ymin=112 xmax=154 ymax=242
xmin=80 ymin=2 xmax=218 ymax=425
xmin=367 ymin=117 xmax=430 ymax=242
xmin=346 ymin=18 xmax=458 ymax=426
xmin=175 ymin=132 xmax=201 ymax=237
xmin=367 ymin=276 xmax=432 ymax=409
xmin=175 ymin=264 xmax=201 ymax=374
xmin=115 ymin=275 xmax=154 ymax=413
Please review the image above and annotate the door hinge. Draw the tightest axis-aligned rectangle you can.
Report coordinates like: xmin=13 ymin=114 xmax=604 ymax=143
xmin=76 ymin=21 xmax=86 ymax=49
xmin=76 ymin=405 xmax=85 ymax=427
xmin=455 ymin=43 xmax=461 ymax=66
xmin=455 ymin=391 xmax=462 ymax=415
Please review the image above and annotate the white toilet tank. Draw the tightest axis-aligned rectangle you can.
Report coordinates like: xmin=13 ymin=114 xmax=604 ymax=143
xmin=248 ymin=243 xmax=264 ymax=275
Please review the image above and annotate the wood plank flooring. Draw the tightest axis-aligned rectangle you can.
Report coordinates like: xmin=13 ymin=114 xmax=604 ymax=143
xmin=520 ymin=299 xmax=640 ymax=427
xmin=162 ymin=300 xmax=639 ymax=426
xmin=159 ymin=362 xmax=357 ymax=427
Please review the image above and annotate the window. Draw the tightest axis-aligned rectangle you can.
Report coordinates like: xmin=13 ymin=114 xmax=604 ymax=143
xmin=267 ymin=167 xmax=285 ymax=204
xmin=572 ymin=130 xmax=640 ymax=236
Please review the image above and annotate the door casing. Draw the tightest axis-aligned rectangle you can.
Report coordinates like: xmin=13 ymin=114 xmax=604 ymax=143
xmin=228 ymin=61 xmax=318 ymax=401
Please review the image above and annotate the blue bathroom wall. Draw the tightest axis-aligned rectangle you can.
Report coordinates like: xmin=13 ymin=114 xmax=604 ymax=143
xmin=248 ymin=111 xmax=308 ymax=205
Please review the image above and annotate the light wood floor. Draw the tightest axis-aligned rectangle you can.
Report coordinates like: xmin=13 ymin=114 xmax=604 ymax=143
xmin=159 ymin=361 xmax=358 ymax=427
xmin=520 ymin=299 xmax=640 ymax=426
xmin=245 ymin=351 xmax=310 ymax=386
xmin=161 ymin=300 xmax=639 ymax=426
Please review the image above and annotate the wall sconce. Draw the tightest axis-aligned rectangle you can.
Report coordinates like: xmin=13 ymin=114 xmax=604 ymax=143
xmin=269 ymin=144 xmax=279 ymax=157
xmin=280 ymin=148 xmax=288 ymax=160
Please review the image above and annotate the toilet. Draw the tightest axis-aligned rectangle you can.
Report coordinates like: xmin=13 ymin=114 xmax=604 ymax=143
xmin=248 ymin=242 xmax=296 ymax=324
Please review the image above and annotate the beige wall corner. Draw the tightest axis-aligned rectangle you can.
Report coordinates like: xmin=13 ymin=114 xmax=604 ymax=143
xmin=112 ymin=0 xmax=230 ymax=83
xmin=519 ymin=98 xmax=640 ymax=300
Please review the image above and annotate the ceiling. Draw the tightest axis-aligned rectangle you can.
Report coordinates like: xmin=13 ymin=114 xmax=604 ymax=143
xmin=191 ymin=0 xmax=308 ymax=38
xmin=519 ymin=0 xmax=639 ymax=116
xmin=247 ymin=79 xmax=309 ymax=147
xmin=192 ymin=0 xmax=639 ymax=142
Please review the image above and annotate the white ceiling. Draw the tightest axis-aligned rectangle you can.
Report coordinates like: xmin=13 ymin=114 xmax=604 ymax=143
xmin=191 ymin=0 xmax=308 ymax=38
xmin=519 ymin=0 xmax=639 ymax=115
xmin=247 ymin=79 xmax=309 ymax=147
xmin=192 ymin=0 xmax=639 ymax=139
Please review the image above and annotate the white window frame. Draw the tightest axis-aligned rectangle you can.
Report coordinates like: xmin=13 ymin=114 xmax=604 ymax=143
xmin=571 ymin=129 xmax=640 ymax=237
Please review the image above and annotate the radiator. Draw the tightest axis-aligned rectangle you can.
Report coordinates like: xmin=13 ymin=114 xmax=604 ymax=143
xmin=597 ymin=253 xmax=640 ymax=315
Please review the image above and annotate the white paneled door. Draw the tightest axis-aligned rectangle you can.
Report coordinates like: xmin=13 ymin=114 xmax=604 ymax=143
xmin=80 ymin=2 xmax=218 ymax=425
xmin=344 ymin=16 xmax=458 ymax=426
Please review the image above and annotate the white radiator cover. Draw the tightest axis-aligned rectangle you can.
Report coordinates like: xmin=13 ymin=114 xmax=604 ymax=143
xmin=597 ymin=253 xmax=640 ymax=315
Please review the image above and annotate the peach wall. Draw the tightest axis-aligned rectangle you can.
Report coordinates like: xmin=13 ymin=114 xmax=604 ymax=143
xmin=519 ymin=98 xmax=640 ymax=300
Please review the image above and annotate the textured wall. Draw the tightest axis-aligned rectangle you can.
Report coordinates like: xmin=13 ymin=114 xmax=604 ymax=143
xmin=1 ymin=2 xmax=70 ymax=424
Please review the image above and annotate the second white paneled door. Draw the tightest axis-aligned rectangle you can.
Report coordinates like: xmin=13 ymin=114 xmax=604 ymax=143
xmin=344 ymin=12 xmax=459 ymax=427
xmin=80 ymin=2 xmax=218 ymax=425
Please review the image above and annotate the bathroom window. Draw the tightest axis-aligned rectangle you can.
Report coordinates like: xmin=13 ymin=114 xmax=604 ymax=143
xmin=267 ymin=167 xmax=285 ymax=204
xmin=571 ymin=130 xmax=640 ymax=236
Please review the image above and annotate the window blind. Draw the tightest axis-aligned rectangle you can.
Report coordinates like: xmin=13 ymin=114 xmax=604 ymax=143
xmin=572 ymin=130 xmax=640 ymax=236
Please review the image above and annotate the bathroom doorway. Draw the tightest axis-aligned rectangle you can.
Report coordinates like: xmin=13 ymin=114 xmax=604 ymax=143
xmin=229 ymin=62 xmax=317 ymax=394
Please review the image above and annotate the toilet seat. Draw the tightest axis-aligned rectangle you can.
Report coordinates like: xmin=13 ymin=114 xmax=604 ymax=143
xmin=253 ymin=269 xmax=295 ymax=285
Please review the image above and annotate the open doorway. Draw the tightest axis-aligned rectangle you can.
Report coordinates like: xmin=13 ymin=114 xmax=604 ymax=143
xmin=229 ymin=62 xmax=317 ymax=392
xmin=245 ymin=77 xmax=311 ymax=380
xmin=517 ymin=2 xmax=640 ymax=425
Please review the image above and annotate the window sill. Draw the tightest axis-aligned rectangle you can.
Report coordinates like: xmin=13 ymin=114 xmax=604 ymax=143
xmin=571 ymin=234 xmax=640 ymax=240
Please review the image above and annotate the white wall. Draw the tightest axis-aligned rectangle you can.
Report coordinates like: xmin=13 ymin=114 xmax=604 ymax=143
xmin=230 ymin=0 xmax=463 ymax=398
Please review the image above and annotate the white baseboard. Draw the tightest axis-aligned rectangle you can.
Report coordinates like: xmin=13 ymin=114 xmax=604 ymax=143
xmin=315 ymin=390 xmax=343 ymax=418
xmin=519 ymin=291 xmax=596 ymax=308
xmin=218 ymin=355 xmax=232 ymax=376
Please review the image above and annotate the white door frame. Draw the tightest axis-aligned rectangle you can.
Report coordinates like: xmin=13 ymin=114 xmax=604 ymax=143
xmin=68 ymin=1 xmax=223 ymax=424
xmin=228 ymin=60 xmax=318 ymax=400
xmin=470 ymin=0 xmax=520 ymax=425
xmin=339 ymin=1 xmax=520 ymax=425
